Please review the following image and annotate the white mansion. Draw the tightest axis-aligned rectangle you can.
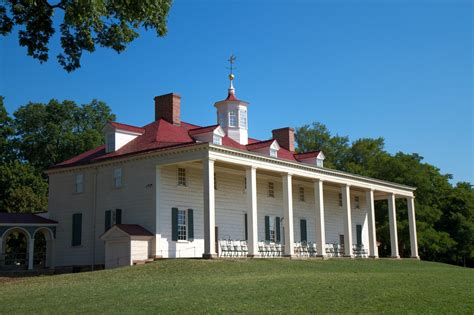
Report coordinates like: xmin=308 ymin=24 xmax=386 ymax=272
xmin=41 ymin=75 xmax=419 ymax=269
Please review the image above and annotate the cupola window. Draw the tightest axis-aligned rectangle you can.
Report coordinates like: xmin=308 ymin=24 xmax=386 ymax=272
xmin=229 ymin=110 xmax=237 ymax=127
xmin=239 ymin=109 xmax=247 ymax=129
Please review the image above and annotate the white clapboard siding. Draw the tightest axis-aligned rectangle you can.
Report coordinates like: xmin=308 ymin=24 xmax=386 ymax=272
xmin=48 ymin=160 xmax=371 ymax=265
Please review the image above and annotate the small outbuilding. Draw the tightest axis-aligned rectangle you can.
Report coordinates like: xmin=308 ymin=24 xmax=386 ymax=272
xmin=100 ymin=224 xmax=153 ymax=269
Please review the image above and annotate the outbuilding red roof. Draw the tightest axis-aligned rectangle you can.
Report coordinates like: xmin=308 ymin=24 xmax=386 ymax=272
xmin=0 ymin=213 xmax=58 ymax=225
xmin=114 ymin=224 xmax=153 ymax=236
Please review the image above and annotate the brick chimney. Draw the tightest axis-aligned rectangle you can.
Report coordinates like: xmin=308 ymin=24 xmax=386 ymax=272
xmin=154 ymin=93 xmax=181 ymax=125
xmin=272 ymin=127 xmax=295 ymax=152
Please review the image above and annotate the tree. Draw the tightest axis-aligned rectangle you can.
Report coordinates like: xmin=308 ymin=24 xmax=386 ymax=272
xmin=0 ymin=96 xmax=15 ymax=163
xmin=0 ymin=1 xmax=172 ymax=72
xmin=295 ymin=122 xmax=350 ymax=170
xmin=0 ymin=160 xmax=48 ymax=213
xmin=13 ymin=99 xmax=115 ymax=170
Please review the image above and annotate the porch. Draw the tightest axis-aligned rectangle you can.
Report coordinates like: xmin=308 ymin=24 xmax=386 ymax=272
xmin=153 ymin=146 xmax=419 ymax=260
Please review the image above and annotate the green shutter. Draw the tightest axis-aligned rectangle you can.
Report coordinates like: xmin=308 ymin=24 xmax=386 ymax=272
xmin=105 ymin=210 xmax=111 ymax=231
xmin=356 ymin=224 xmax=362 ymax=246
xmin=115 ymin=209 xmax=122 ymax=225
xmin=244 ymin=213 xmax=248 ymax=241
xmin=72 ymin=213 xmax=82 ymax=246
xmin=275 ymin=217 xmax=281 ymax=242
xmin=300 ymin=219 xmax=307 ymax=242
xmin=265 ymin=216 xmax=270 ymax=241
xmin=172 ymin=208 xmax=178 ymax=241
xmin=188 ymin=209 xmax=194 ymax=241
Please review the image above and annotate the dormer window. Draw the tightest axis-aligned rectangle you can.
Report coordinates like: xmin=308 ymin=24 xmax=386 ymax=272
xmin=229 ymin=110 xmax=237 ymax=127
xmin=213 ymin=134 xmax=222 ymax=145
xmin=270 ymin=148 xmax=278 ymax=158
xmin=317 ymin=158 xmax=324 ymax=167
xmin=239 ymin=109 xmax=247 ymax=129
xmin=106 ymin=133 xmax=115 ymax=153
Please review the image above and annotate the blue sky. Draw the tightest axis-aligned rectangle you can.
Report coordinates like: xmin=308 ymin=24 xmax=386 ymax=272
xmin=1 ymin=0 xmax=472 ymax=183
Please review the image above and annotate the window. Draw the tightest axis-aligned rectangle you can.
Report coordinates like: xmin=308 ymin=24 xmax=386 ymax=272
xmin=114 ymin=168 xmax=122 ymax=188
xmin=229 ymin=110 xmax=237 ymax=127
xmin=316 ymin=158 xmax=324 ymax=167
xmin=218 ymin=113 xmax=227 ymax=127
xmin=177 ymin=168 xmax=186 ymax=186
xmin=213 ymin=134 xmax=222 ymax=145
xmin=244 ymin=176 xmax=247 ymax=192
xmin=72 ymin=213 xmax=82 ymax=246
xmin=270 ymin=148 xmax=278 ymax=158
xmin=105 ymin=209 xmax=122 ymax=231
xmin=356 ymin=224 xmax=362 ymax=246
xmin=239 ymin=109 xmax=247 ymax=129
xmin=299 ymin=187 xmax=305 ymax=202
xmin=354 ymin=196 xmax=360 ymax=209
xmin=338 ymin=193 xmax=343 ymax=207
xmin=172 ymin=208 xmax=194 ymax=241
xmin=214 ymin=173 xmax=217 ymax=190
xmin=265 ymin=215 xmax=281 ymax=242
xmin=268 ymin=182 xmax=275 ymax=198
xmin=75 ymin=174 xmax=84 ymax=193
xmin=244 ymin=213 xmax=248 ymax=240
xmin=106 ymin=133 xmax=115 ymax=152
xmin=178 ymin=209 xmax=186 ymax=240
xmin=300 ymin=219 xmax=307 ymax=242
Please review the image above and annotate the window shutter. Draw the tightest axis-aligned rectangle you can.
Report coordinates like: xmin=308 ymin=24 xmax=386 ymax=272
xmin=265 ymin=215 xmax=270 ymax=241
xmin=244 ymin=213 xmax=248 ymax=241
xmin=356 ymin=224 xmax=362 ymax=246
xmin=105 ymin=210 xmax=111 ymax=231
xmin=172 ymin=208 xmax=178 ymax=241
xmin=72 ymin=213 xmax=82 ymax=246
xmin=300 ymin=219 xmax=307 ymax=242
xmin=115 ymin=209 xmax=122 ymax=225
xmin=275 ymin=217 xmax=281 ymax=242
xmin=188 ymin=209 xmax=194 ymax=241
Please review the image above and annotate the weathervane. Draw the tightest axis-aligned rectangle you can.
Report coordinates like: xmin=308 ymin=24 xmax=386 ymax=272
xmin=227 ymin=54 xmax=236 ymax=81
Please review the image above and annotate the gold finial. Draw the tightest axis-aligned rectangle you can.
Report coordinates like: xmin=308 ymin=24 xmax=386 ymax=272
xmin=229 ymin=73 xmax=234 ymax=81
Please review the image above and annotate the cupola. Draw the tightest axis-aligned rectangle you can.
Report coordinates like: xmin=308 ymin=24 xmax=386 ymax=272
xmin=214 ymin=55 xmax=249 ymax=145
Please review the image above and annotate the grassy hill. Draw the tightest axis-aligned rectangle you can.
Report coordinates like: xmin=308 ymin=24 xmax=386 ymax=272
xmin=1 ymin=259 xmax=473 ymax=313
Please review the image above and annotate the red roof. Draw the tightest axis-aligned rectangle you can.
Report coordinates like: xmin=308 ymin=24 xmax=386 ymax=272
xmin=246 ymin=139 xmax=275 ymax=150
xmin=188 ymin=125 xmax=220 ymax=136
xmin=115 ymin=224 xmax=153 ymax=236
xmin=226 ymin=91 xmax=238 ymax=101
xmin=0 ymin=213 xmax=58 ymax=225
xmin=294 ymin=151 xmax=321 ymax=160
xmin=51 ymin=118 xmax=305 ymax=169
xmin=109 ymin=122 xmax=145 ymax=134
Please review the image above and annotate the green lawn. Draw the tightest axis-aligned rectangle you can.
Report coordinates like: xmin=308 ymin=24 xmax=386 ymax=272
xmin=1 ymin=259 xmax=473 ymax=313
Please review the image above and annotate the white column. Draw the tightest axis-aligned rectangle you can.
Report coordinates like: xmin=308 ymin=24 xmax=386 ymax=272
xmin=314 ymin=179 xmax=326 ymax=257
xmin=28 ymin=237 xmax=34 ymax=270
xmin=388 ymin=193 xmax=400 ymax=258
xmin=246 ymin=167 xmax=259 ymax=257
xmin=407 ymin=196 xmax=419 ymax=259
xmin=366 ymin=189 xmax=378 ymax=258
xmin=342 ymin=184 xmax=353 ymax=257
xmin=203 ymin=158 xmax=216 ymax=258
xmin=282 ymin=173 xmax=294 ymax=256
xmin=154 ymin=166 xmax=162 ymax=258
